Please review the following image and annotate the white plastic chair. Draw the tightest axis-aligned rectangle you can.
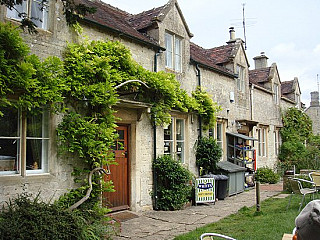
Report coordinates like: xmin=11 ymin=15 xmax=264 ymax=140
xmin=200 ymin=233 xmax=236 ymax=240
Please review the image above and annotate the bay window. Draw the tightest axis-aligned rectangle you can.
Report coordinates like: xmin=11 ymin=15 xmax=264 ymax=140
xmin=164 ymin=118 xmax=185 ymax=163
xmin=0 ymin=106 xmax=49 ymax=175
xmin=7 ymin=0 xmax=49 ymax=30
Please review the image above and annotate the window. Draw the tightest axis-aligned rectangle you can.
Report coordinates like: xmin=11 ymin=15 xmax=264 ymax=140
xmin=236 ymin=65 xmax=245 ymax=92
xmin=257 ymin=127 xmax=267 ymax=157
xmin=0 ymin=106 xmax=49 ymax=175
xmin=273 ymin=83 xmax=279 ymax=104
xmin=7 ymin=0 xmax=49 ymax=30
xmin=165 ymin=32 xmax=182 ymax=72
xmin=164 ymin=118 xmax=185 ymax=162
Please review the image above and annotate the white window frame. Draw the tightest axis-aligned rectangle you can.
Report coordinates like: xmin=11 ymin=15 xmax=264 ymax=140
xmin=6 ymin=0 xmax=49 ymax=30
xmin=165 ymin=32 xmax=182 ymax=72
xmin=236 ymin=65 xmax=245 ymax=92
xmin=0 ymin=106 xmax=49 ymax=175
xmin=164 ymin=118 xmax=185 ymax=163
xmin=257 ymin=127 xmax=267 ymax=157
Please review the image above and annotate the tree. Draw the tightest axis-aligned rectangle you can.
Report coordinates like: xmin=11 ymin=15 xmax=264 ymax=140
xmin=278 ymin=107 xmax=317 ymax=172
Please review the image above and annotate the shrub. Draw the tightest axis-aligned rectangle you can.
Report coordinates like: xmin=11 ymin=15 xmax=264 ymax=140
xmin=195 ymin=137 xmax=222 ymax=175
xmin=255 ymin=167 xmax=280 ymax=184
xmin=153 ymin=155 xmax=193 ymax=211
xmin=0 ymin=193 xmax=114 ymax=240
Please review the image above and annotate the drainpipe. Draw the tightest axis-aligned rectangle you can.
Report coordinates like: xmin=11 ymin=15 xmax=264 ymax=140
xmin=250 ymin=84 xmax=254 ymax=120
xmin=153 ymin=49 xmax=161 ymax=210
xmin=195 ymin=64 xmax=202 ymax=138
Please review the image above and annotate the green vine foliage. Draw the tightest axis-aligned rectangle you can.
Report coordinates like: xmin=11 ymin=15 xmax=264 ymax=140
xmin=0 ymin=22 xmax=66 ymax=114
xmin=1 ymin=22 xmax=221 ymax=210
xmin=280 ymin=107 xmax=313 ymax=142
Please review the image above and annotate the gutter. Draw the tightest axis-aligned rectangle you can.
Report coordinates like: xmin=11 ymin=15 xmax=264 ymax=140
xmin=152 ymin=49 xmax=162 ymax=210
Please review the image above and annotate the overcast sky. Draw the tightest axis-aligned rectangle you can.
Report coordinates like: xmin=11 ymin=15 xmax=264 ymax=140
xmin=105 ymin=0 xmax=320 ymax=107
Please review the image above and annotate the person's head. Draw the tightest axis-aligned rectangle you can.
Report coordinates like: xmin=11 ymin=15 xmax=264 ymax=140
xmin=295 ymin=200 xmax=320 ymax=240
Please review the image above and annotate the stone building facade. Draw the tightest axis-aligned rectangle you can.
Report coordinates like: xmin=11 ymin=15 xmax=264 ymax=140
xmin=305 ymin=91 xmax=320 ymax=135
xmin=0 ymin=0 xmax=301 ymax=211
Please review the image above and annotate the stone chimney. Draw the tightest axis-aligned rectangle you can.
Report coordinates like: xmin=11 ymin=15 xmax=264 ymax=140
xmin=253 ymin=52 xmax=269 ymax=69
xmin=227 ymin=27 xmax=236 ymax=44
xmin=310 ymin=91 xmax=320 ymax=107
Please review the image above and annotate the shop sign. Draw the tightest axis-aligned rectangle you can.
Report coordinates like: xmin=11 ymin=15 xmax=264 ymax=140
xmin=195 ymin=178 xmax=215 ymax=204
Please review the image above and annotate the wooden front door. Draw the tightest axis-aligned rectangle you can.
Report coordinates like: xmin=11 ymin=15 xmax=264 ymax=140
xmin=103 ymin=125 xmax=129 ymax=211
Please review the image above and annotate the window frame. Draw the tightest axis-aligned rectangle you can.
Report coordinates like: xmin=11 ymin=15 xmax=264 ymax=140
xmin=6 ymin=0 xmax=49 ymax=30
xmin=257 ymin=127 xmax=267 ymax=157
xmin=164 ymin=117 xmax=185 ymax=163
xmin=0 ymin=106 xmax=50 ymax=176
xmin=165 ymin=32 xmax=182 ymax=72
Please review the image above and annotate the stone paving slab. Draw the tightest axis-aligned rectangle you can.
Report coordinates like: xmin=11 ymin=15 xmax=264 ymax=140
xmin=112 ymin=183 xmax=283 ymax=240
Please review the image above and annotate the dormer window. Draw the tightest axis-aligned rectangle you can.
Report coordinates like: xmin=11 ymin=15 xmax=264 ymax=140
xmin=6 ymin=0 xmax=49 ymax=30
xmin=165 ymin=32 xmax=182 ymax=72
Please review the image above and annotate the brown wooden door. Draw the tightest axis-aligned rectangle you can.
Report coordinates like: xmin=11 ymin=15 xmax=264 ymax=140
xmin=103 ymin=125 xmax=129 ymax=211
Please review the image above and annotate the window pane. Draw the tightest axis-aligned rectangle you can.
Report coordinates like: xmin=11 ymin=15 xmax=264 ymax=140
xmin=176 ymin=141 xmax=184 ymax=163
xmin=0 ymin=107 xmax=20 ymax=173
xmin=165 ymin=33 xmax=173 ymax=68
xmin=217 ymin=123 xmax=222 ymax=141
xmin=0 ymin=139 xmax=19 ymax=172
xmin=164 ymin=141 xmax=172 ymax=154
xmin=0 ymin=107 xmax=19 ymax=137
xmin=174 ymin=38 xmax=181 ymax=72
xmin=26 ymin=110 xmax=49 ymax=173
xmin=176 ymin=119 xmax=184 ymax=140
xmin=31 ymin=0 xmax=49 ymax=29
xmin=6 ymin=1 xmax=27 ymax=20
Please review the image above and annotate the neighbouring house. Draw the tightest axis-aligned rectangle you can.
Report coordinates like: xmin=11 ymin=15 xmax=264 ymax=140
xmin=305 ymin=91 xmax=320 ymax=135
xmin=0 ymin=0 xmax=301 ymax=212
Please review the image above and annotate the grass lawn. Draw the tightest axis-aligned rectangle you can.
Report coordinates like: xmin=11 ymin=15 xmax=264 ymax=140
xmin=174 ymin=194 xmax=315 ymax=240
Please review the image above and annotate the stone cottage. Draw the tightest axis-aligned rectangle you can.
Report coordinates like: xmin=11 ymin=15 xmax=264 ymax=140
xmin=0 ymin=0 xmax=300 ymax=211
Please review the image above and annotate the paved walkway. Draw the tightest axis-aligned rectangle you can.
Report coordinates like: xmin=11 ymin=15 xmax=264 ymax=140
xmin=112 ymin=182 xmax=284 ymax=240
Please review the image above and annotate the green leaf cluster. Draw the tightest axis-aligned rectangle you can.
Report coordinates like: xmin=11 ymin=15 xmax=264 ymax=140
xmin=153 ymin=155 xmax=193 ymax=210
xmin=195 ymin=136 xmax=222 ymax=175
xmin=0 ymin=22 xmax=66 ymax=114
xmin=0 ymin=193 xmax=116 ymax=240
xmin=255 ymin=167 xmax=280 ymax=184
xmin=278 ymin=107 xmax=320 ymax=173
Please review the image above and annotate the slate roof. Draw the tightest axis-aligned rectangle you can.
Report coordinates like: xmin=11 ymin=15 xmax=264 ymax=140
xmin=190 ymin=42 xmax=235 ymax=77
xmin=206 ymin=44 xmax=239 ymax=65
xmin=78 ymin=0 xmax=161 ymax=48
xmin=281 ymin=80 xmax=294 ymax=95
xmin=127 ymin=5 xmax=167 ymax=30
xmin=249 ymin=67 xmax=271 ymax=86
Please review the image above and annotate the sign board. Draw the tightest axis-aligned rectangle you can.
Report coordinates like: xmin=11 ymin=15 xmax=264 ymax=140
xmin=195 ymin=178 xmax=215 ymax=204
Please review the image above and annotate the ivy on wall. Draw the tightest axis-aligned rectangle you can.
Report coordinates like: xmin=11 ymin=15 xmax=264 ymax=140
xmin=0 ymin=22 xmax=221 ymax=205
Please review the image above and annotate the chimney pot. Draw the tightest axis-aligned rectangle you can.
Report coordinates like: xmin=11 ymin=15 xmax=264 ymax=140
xmin=229 ymin=27 xmax=236 ymax=42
